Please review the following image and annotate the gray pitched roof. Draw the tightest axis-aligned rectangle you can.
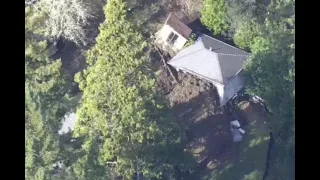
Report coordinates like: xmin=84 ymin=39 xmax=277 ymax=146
xmin=168 ymin=34 xmax=249 ymax=85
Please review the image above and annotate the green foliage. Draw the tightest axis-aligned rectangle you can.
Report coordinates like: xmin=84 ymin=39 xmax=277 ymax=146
xmin=25 ymin=6 xmax=67 ymax=127
xmin=25 ymin=6 xmax=47 ymax=36
xmin=26 ymin=6 xmax=110 ymax=179
xmin=74 ymin=0 xmax=187 ymax=179
xmin=184 ymin=33 xmax=196 ymax=47
xmin=227 ymin=0 xmax=266 ymax=25
xmin=25 ymin=87 xmax=65 ymax=180
xmin=25 ymin=33 xmax=63 ymax=179
xmin=25 ymin=0 xmax=295 ymax=179
xmin=25 ymin=40 xmax=64 ymax=94
xmin=244 ymin=0 xmax=295 ymax=127
xmin=127 ymin=0 xmax=160 ymax=26
xmin=233 ymin=20 xmax=262 ymax=49
xmin=200 ymin=0 xmax=229 ymax=35
xmin=243 ymin=0 xmax=295 ymax=179
xmin=25 ymin=13 xmax=64 ymax=178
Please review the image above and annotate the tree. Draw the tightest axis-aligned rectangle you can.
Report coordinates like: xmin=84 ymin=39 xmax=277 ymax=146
xmin=244 ymin=0 xmax=295 ymax=131
xmin=25 ymin=14 xmax=65 ymax=177
xmin=200 ymin=0 xmax=229 ymax=35
xmin=32 ymin=0 xmax=94 ymax=45
xmin=25 ymin=30 xmax=63 ymax=178
xmin=243 ymin=0 xmax=295 ymax=179
xmin=25 ymin=90 xmax=59 ymax=180
xmin=179 ymin=0 xmax=203 ymax=20
xmin=26 ymin=7 xmax=111 ymax=179
xmin=74 ymin=0 xmax=189 ymax=179
xmin=221 ymin=0 xmax=268 ymax=41
xmin=233 ymin=20 xmax=262 ymax=49
xmin=25 ymin=6 xmax=67 ymax=125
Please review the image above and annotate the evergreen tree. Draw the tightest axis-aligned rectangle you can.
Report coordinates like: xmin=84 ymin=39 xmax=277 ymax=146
xmin=26 ymin=7 xmax=110 ymax=179
xmin=74 ymin=0 xmax=188 ymax=179
xmin=244 ymin=0 xmax=295 ymax=178
xmin=200 ymin=0 xmax=229 ymax=35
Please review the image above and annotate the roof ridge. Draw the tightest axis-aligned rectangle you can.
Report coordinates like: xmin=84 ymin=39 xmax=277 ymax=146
xmin=206 ymin=50 xmax=224 ymax=84
xmin=214 ymin=50 xmax=224 ymax=84
xmin=200 ymin=34 xmax=248 ymax=54
xmin=169 ymin=48 xmax=207 ymax=63
xmin=164 ymin=12 xmax=172 ymax=25
xmin=217 ymin=53 xmax=249 ymax=57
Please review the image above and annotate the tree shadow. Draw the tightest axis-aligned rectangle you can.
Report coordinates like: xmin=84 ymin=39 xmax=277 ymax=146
xmin=168 ymin=89 xmax=236 ymax=179
xmin=201 ymin=102 xmax=271 ymax=180
xmin=168 ymin=90 xmax=270 ymax=180
xmin=187 ymin=18 xmax=237 ymax=47
xmin=201 ymin=131 xmax=269 ymax=180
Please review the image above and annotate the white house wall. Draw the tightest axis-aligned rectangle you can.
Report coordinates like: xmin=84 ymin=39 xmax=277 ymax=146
xmin=199 ymin=80 xmax=229 ymax=107
xmin=160 ymin=24 xmax=188 ymax=50
xmin=214 ymin=83 xmax=225 ymax=106
xmin=222 ymin=74 xmax=245 ymax=106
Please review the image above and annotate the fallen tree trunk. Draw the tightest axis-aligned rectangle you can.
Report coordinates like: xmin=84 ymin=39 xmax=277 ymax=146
xmin=154 ymin=46 xmax=179 ymax=83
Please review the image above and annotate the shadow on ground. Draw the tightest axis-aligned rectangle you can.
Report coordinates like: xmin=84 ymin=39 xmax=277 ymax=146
xmin=167 ymin=85 xmax=270 ymax=180
xmin=168 ymin=89 xmax=235 ymax=180
xmin=201 ymin=102 xmax=270 ymax=180
xmin=187 ymin=18 xmax=237 ymax=47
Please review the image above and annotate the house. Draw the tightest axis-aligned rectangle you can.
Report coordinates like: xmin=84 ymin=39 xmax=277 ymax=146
xmin=167 ymin=34 xmax=249 ymax=106
xmin=157 ymin=13 xmax=192 ymax=51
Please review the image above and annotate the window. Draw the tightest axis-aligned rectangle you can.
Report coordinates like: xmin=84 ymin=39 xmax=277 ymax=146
xmin=166 ymin=32 xmax=179 ymax=44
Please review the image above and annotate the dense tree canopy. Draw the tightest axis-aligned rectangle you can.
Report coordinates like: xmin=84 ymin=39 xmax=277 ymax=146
xmin=200 ymin=0 xmax=229 ymax=35
xmin=25 ymin=6 xmax=67 ymax=131
xmin=74 ymin=0 xmax=188 ymax=179
xmin=26 ymin=8 xmax=67 ymax=178
xmin=245 ymin=0 xmax=295 ymax=132
xmin=25 ymin=0 xmax=295 ymax=179
xmin=201 ymin=0 xmax=295 ymax=178
xmin=26 ymin=6 xmax=109 ymax=179
xmin=25 ymin=89 xmax=61 ymax=180
xmin=233 ymin=20 xmax=262 ymax=49
xmin=27 ymin=0 xmax=94 ymax=45
xmin=243 ymin=0 xmax=295 ymax=178
xmin=25 ymin=28 xmax=64 ymax=180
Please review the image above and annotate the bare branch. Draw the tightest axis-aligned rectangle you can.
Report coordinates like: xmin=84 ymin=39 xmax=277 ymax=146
xmin=179 ymin=0 xmax=203 ymax=20
xmin=36 ymin=0 xmax=95 ymax=45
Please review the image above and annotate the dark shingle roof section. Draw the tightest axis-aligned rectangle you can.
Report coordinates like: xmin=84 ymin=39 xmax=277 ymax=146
xmin=200 ymin=34 xmax=249 ymax=83
xmin=200 ymin=34 xmax=248 ymax=55
xmin=165 ymin=13 xmax=192 ymax=39
xmin=218 ymin=53 xmax=248 ymax=82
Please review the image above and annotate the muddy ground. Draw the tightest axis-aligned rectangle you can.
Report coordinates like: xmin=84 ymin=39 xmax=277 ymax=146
xmin=155 ymin=64 xmax=235 ymax=177
xmin=156 ymin=62 xmax=270 ymax=179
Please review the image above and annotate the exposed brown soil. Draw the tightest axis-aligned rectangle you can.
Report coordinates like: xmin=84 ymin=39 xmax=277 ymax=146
xmin=157 ymin=65 xmax=218 ymax=107
xmin=155 ymin=64 xmax=235 ymax=178
xmin=155 ymin=63 xmax=270 ymax=179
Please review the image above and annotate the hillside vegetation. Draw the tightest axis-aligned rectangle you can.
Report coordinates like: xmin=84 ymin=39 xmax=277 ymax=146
xmin=25 ymin=0 xmax=294 ymax=179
